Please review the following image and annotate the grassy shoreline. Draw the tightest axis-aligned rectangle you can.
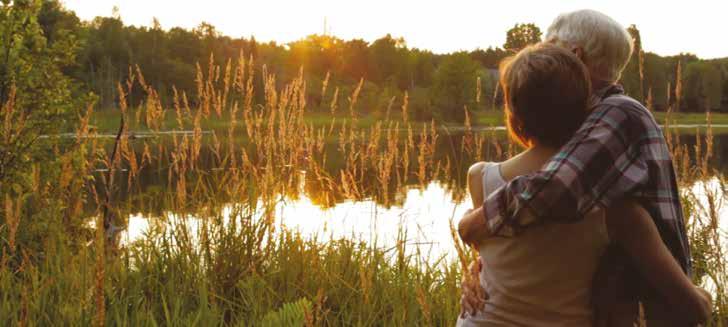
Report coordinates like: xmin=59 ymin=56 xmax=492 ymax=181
xmin=90 ymin=108 xmax=728 ymax=134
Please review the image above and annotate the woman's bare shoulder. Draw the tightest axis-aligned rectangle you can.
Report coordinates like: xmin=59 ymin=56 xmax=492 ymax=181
xmin=467 ymin=162 xmax=490 ymax=178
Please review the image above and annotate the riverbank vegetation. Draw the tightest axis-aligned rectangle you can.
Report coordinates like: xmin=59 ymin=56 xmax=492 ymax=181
xmin=90 ymin=108 xmax=728 ymax=134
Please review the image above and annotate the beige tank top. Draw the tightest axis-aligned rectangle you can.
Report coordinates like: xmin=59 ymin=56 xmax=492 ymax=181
xmin=458 ymin=162 xmax=610 ymax=327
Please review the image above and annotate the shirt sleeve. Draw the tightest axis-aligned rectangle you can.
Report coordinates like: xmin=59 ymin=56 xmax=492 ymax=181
xmin=482 ymin=104 xmax=650 ymax=236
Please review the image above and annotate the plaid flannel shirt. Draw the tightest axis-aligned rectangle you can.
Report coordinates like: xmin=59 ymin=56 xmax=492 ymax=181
xmin=482 ymin=84 xmax=692 ymax=276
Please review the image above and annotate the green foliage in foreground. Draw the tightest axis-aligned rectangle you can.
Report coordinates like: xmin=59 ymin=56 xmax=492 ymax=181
xmin=0 ymin=0 xmax=87 ymax=188
xmin=262 ymin=298 xmax=313 ymax=327
xmin=0 ymin=211 xmax=461 ymax=326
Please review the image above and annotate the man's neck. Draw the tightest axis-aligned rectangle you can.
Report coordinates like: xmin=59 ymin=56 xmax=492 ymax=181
xmin=591 ymin=79 xmax=613 ymax=92
xmin=589 ymin=79 xmax=618 ymax=108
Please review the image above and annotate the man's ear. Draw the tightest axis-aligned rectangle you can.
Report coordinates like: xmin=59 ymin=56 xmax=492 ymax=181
xmin=572 ymin=47 xmax=585 ymax=62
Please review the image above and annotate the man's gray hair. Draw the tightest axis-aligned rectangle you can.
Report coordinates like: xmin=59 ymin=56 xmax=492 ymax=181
xmin=545 ymin=9 xmax=634 ymax=83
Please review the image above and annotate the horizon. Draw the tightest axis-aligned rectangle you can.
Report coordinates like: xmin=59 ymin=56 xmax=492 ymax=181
xmin=62 ymin=0 xmax=728 ymax=59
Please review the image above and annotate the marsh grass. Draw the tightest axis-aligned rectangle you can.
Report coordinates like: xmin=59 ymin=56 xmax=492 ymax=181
xmin=0 ymin=53 xmax=726 ymax=326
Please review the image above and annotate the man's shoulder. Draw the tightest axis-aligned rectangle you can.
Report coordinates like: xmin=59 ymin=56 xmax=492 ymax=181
xmin=587 ymin=93 xmax=664 ymax=142
xmin=594 ymin=85 xmax=647 ymax=113
xmin=597 ymin=93 xmax=658 ymax=125
xmin=600 ymin=94 xmax=648 ymax=113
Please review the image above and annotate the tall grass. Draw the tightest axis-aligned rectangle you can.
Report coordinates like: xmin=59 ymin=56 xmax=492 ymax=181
xmin=0 ymin=52 xmax=726 ymax=326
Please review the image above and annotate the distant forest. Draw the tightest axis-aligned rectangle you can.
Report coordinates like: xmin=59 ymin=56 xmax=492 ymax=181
xmin=16 ymin=2 xmax=728 ymax=122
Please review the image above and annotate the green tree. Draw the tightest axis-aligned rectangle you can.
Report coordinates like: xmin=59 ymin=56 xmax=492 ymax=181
xmin=340 ymin=39 xmax=369 ymax=81
xmin=368 ymin=34 xmax=407 ymax=86
xmin=1 ymin=0 xmax=83 ymax=182
xmin=432 ymin=52 xmax=480 ymax=122
xmin=408 ymin=49 xmax=436 ymax=88
xmin=673 ymin=53 xmax=699 ymax=111
xmin=684 ymin=61 xmax=723 ymax=111
xmin=504 ymin=23 xmax=542 ymax=52
xmin=470 ymin=46 xmax=508 ymax=69
xmin=81 ymin=15 xmax=131 ymax=107
xmin=640 ymin=52 xmax=673 ymax=110
xmin=287 ymin=34 xmax=341 ymax=77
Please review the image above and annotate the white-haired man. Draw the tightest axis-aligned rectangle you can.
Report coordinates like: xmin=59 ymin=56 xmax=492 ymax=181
xmin=458 ymin=9 xmax=693 ymax=326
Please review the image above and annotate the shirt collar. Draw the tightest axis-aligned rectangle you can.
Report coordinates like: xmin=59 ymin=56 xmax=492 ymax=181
xmin=590 ymin=83 xmax=625 ymax=108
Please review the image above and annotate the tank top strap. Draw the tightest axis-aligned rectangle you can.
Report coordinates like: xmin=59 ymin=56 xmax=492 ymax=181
xmin=482 ymin=162 xmax=506 ymax=201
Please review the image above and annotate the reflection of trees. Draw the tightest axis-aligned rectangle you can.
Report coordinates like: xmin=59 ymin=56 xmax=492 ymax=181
xmin=94 ymin=131 xmax=509 ymax=216
xmin=93 ymin=130 xmax=724 ymax=220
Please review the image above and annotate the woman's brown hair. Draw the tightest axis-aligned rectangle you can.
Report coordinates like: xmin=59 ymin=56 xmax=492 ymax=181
xmin=500 ymin=43 xmax=592 ymax=148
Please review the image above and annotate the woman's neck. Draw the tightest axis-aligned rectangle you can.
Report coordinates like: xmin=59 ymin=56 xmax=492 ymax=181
xmin=500 ymin=145 xmax=559 ymax=181
xmin=526 ymin=144 xmax=558 ymax=159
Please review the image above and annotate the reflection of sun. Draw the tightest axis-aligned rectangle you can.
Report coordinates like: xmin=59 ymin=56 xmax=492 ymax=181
xmin=124 ymin=181 xmax=473 ymax=264
xmin=122 ymin=177 xmax=727 ymax=272
xmin=276 ymin=180 xmax=471 ymax=261
xmin=126 ymin=214 xmax=149 ymax=243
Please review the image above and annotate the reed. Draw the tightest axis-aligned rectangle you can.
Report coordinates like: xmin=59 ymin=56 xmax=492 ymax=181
xmin=0 ymin=51 xmax=725 ymax=326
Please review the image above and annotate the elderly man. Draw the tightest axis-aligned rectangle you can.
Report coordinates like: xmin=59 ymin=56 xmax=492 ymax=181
xmin=458 ymin=9 xmax=693 ymax=326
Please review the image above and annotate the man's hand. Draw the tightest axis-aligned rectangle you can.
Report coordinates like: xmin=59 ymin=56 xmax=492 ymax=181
xmin=460 ymin=257 xmax=488 ymax=318
xmin=458 ymin=207 xmax=489 ymax=245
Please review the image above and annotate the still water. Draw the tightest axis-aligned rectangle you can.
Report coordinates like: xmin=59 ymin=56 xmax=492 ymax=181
xmin=110 ymin=127 xmax=728 ymax=265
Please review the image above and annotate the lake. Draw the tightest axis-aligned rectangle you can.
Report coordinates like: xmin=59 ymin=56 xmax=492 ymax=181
xmin=97 ymin=125 xmax=727 ymax=266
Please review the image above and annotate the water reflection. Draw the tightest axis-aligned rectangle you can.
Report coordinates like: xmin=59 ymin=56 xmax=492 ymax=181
xmin=121 ymin=177 xmax=727 ymax=267
xmin=123 ymin=180 xmax=470 ymax=262
xmin=107 ymin=131 xmax=728 ymax=211
xmin=109 ymin=130 xmax=727 ymax=264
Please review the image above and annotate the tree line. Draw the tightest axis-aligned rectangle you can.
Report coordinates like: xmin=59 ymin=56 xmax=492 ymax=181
xmin=9 ymin=1 xmax=728 ymax=126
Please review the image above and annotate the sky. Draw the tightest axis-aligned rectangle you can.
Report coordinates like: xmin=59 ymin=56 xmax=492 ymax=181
xmin=62 ymin=0 xmax=728 ymax=59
